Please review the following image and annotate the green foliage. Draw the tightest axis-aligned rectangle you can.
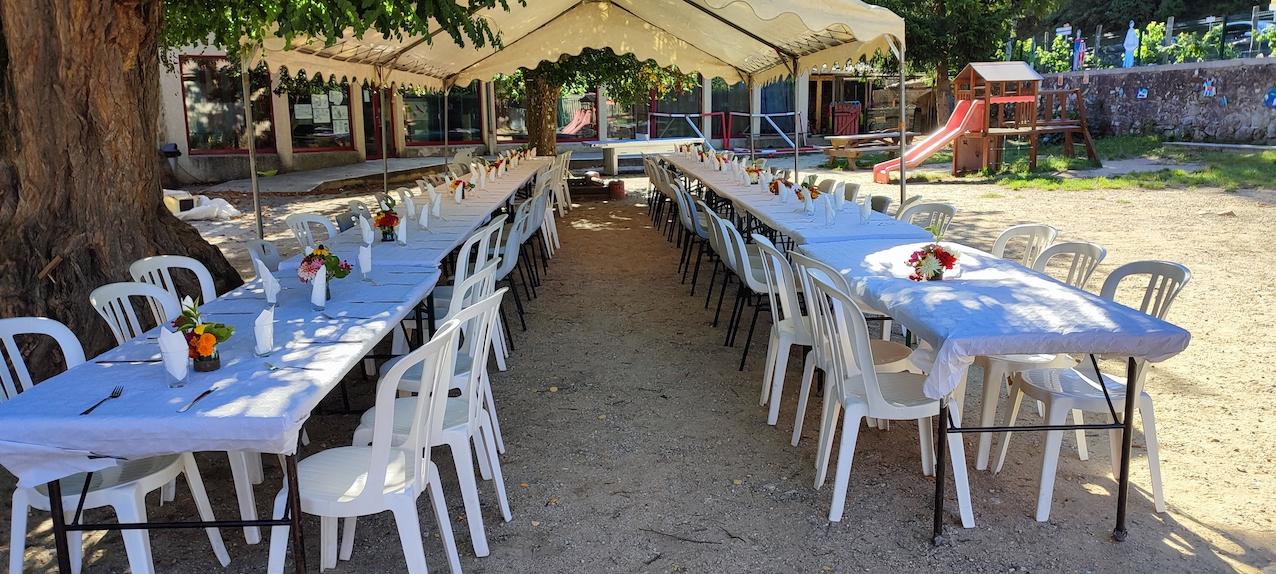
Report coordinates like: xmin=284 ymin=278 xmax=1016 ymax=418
xmin=493 ymin=48 xmax=698 ymax=109
xmin=161 ymin=0 xmax=522 ymax=58
xmin=875 ymin=0 xmax=1035 ymax=77
xmin=1166 ymin=24 xmax=1236 ymax=64
xmin=1136 ymin=21 xmax=1167 ymax=63
xmin=272 ymin=67 xmax=349 ymax=95
xmin=1036 ymin=34 xmax=1075 ymax=72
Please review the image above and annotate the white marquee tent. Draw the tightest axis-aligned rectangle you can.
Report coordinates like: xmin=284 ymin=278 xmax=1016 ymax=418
xmin=237 ymin=0 xmax=909 ymax=237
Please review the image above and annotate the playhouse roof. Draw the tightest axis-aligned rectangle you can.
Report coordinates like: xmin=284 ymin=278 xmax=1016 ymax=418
xmin=963 ymin=61 xmax=1043 ymax=83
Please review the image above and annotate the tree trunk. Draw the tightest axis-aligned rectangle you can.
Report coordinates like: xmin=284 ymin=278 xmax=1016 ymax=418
xmin=933 ymin=61 xmax=952 ymax=123
xmin=524 ymin=73 xmax=560 ymax=155
xmin=0 ymin=0 xmax=242 ymax=378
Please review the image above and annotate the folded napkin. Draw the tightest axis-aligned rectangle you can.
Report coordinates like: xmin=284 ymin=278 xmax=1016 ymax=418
xmin=396 ymin=215 xmax=408 ymax=245
xmin=418 ymin=204 xmax=431 ymax=229
xmin=358 ymin=243 xmax=372 ymax=278
xmin=453 ymin=182 xmax=464 ymax=204
xmin=476 ymin=165 xmax=487 ymax=188
xmin=859 ymin=194 xmax=873 ymax=224
xmin=358 ymin=216 xmax=374 ymax=245
xmin=254 ymin=259 xmax=281 ymax=304
xmin=158 ymin=327 xmax=188 ymax=382
xmin=431 ymin=193 xmax=442 ymax=218
xmin=822 ymin=194 xmax=837 ymax=226
xmin=311 ymin=264 xmax=327 ymax=309
xmin=254 ymin=307 xmax=274 ymax=356
xmin=402 ymin=194 xmax=417 ymax=221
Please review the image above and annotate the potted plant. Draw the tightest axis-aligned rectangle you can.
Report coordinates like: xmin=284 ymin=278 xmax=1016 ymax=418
xmin=374 ymin=198 xmax=400 ymax=242
xmin=173 ymin=297 xmax=234 ymax=372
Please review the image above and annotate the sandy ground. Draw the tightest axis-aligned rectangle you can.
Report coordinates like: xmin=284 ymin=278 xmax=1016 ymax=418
xmin=3 ymin=159 xmax=1274 ymax=572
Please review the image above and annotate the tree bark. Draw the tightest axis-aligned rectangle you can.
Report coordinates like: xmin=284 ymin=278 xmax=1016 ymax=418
xmin=0 ymin=0 xmax=242 ymax=378
xmin=524 ymin=73 xmax=560 ymax=155
xmin=934 ymin=61 xmax=952 ymax=122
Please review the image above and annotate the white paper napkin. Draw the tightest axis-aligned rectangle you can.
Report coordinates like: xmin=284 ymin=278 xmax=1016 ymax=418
xmin=254 ymin=307 xmax=274 ymax=356
xmin=453 ymin=183 xmax=463 ymax=204
xmin=431 ymin=193 xmax=442 ymax=218
xmin=396 ymin=215 xmax=407 ymax=245
xmin=358 ymin=216 xmax=374 ymax=245
xmin=823 ymin=195 xmax=837 ymax=226
xmin=859 ymin=194 xmax=873 ymax=224
xmin=418 ymin=204 xmax=431 ymax=229
xmin=311 ymin=264 xmax=327 ymax=309
xmin=254 ymin=259 xmax=281 ymax=304
xmin=358 ymin=243 xmax=372 ymax=277
xmin=158 ymin=327 xmax=188 ymax=382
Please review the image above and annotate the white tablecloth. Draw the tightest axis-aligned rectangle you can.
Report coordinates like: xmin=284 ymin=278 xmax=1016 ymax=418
xmin=660 ymin=154 xmax=932 ymax=245
xmin=799 ymin=239 xmax=1191 ymax=399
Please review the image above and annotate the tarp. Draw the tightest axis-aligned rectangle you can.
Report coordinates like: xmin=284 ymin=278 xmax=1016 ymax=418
xmin=251 ymin=0 xmax=904 ymax=87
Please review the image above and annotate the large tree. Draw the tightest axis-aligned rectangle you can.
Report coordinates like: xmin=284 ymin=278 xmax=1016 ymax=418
xmin=0 ymin=0 xmax=512 ymax=373
xmin=496 ymin=48 xmax=699 ymax=154
xmin=877 ymin=0 xmax=1054 ymax=120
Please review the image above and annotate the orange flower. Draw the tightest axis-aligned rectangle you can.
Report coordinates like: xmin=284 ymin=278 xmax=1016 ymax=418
xmin=195 ymin=332 xmax=217 ymax=357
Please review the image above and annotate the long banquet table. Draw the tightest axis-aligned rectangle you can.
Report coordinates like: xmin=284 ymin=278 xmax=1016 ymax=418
xmin=659 ymin=153 xmax=933 ymax=245
xmin=0 ymin=156 xmax=550 ymax=573
xmin=798 ymin=238 xmax=1191 ymax=541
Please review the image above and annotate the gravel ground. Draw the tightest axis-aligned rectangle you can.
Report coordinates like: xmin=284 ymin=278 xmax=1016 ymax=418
xmin=3 ymin=161 xmax=1273 ymax=573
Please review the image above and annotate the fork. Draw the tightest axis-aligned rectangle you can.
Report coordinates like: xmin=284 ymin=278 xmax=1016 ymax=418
xmin=80 ymin=386 xmax=124 ymax=415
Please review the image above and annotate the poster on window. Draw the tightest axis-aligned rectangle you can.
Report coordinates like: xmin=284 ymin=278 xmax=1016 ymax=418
xmin=328 ymin=89 xmax=345 ymax=106
xmin=313 ymin=105 xmax=331 ymax=123
xmin=310 ymin=93 xmax=329 ymax=110
xmin=293 ymin=104 xmax=313 ymax=120
xmin=331 ymin=106 xmax=349 ymax=120
xmin=332 ymin=119 xmax=350 ymax=135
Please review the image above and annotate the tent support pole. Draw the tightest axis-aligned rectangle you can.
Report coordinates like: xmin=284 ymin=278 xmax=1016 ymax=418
xmin=897 ymin=40 xmax=907 ymax=205
xmin=241 ymin=58 xmax=263 ymax=240
xmin=443 ymin=84 xmax=450 ymax=160
xmin=380 ymin=84 xmax=389 ymax=193
xmin=791 ymin=56 xmax=800 ymax=181
xmin=746 ymin=75 xmax=756 ymax=162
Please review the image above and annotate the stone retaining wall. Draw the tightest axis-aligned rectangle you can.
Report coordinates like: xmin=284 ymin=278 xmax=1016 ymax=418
xmin=1044 ymin=58 xmax=1276 ymax=144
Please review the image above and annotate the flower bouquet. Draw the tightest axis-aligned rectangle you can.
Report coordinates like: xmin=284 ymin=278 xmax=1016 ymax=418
xmin=374 ymin=198 xmax=400 ymax=242
xmin=907 ymin=225 xmax=958 ymax=281
xmin=172 ymin=297 xmax=233 ymax=372
xmin=745 ymin=161 xmax=764 ymax=184
xmin=449 ymin=177 xmax=475 ymax=200
xmin=794 ymin=174 xmax=820 ymax=201
xmin=768 ymin=177 xmax=792 ymax=195
xmin=298 ymin=245 xmax=353 ymax=287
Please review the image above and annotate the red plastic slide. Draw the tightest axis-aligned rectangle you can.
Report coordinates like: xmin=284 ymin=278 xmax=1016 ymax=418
xmin=872 ymin=99 xmax=985 ymax=184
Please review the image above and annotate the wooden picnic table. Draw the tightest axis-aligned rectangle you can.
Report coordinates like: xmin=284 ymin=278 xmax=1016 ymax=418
xmin=823 ymin=131 xmax=920 ymax=167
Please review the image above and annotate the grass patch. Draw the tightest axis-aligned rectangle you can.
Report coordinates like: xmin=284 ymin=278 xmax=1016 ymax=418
xmin=979 ymin=192 xmax=1005 ymax=199
xmin=819 ymin=149 xmax=951 ymax=171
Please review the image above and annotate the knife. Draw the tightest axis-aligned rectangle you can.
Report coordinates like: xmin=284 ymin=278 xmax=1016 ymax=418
xmin=178 ymin=386 xmax=220 ymax=413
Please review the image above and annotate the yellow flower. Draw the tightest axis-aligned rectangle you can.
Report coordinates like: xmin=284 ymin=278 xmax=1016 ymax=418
xmin=194 ymin=323 xmax=206 ymax=335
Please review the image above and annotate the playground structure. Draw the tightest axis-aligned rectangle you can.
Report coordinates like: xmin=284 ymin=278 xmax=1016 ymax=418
xmin=873 ymin=61 xmax=1099 ymax=184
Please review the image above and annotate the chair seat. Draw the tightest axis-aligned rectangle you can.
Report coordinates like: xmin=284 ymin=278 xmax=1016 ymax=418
xmin=34 ymin=455 xmax=182 ymax=500
xmin=395 ymin=353 xmax=474 ymax=393
xmin=841 ymin=372 xmax=936 ymax=415
xmin=985 ymin=353 xmax=1076 ymax=372
xmin=1017 ymin=367 xmax=1138 ymax=410
xmin=869 ymin=339 xmax=913 ymax=372
xmin=295 ymin=447 xmax=415 ymax=505
xmin=358 ymin=396 xmax=473 ymax=438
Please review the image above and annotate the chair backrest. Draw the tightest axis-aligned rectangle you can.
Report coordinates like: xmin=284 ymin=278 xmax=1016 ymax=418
xmin=129 ymin=255 xmax=216 ymax=304
xmin=453 ymin=214 xmax=507 ymax=287
xmin=806 ymin=273 xmax=898 ymax=415
xmin=717 ymin=218 xmax=766 ymax=291
xmin=696 ymin=199 xmax=723 ymax=253
xmin=1032 ymin=241 xmax=1106 ymax=290
xmin=894 ymin=194 xmax=923 ymax=217
xmin=89 ymin=281 xmax=181 ymax=345
xmin=751 ymin=235 xmax=805 ymax=332
xmin=284 ymin=213 xmax=337 ymax=250
xmin=333 ymin=211 xmax=358 ymax=232
xmin=843 ymin=182 xmax=861 ymax=203
xmin=445 ymin=260 xmax=499 ymax=320
xmin=0 ymin=317 xmax=85 ymax=401
xmin=525 ymin=191 xmax=551 ymax=236
xmin=817 ymin=179 xmax=837 ymax=196
xmin=898 ymin=202 xmax=956 ymax=236
xmin=246 ymin=240 xmax=281 ymax=273
xmin=790 ymin=251 xmax=852 ymax=369
xmin=496 ymin=203 xmax=532 ymax=280
xmin=362 ymin=317 xmax=461 ymax=504
xmin=992 ymin=224 xmax=1058 ymax=267
xmin=348 ymin=200 xmax=373 ymax=221
xmin=448 ymin=289 xmax=507 ymax=434
xmin=869 ymin=195 xmax=892 ymax=214
xmin=1099 ymin=261 xmax=1191 ymax=321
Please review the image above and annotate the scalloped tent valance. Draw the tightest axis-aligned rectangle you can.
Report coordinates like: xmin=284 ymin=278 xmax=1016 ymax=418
xmin=248 ymin=0 xmax=904 ymax=87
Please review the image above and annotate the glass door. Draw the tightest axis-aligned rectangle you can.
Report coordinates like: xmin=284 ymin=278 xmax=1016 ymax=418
xmin=362 ymin=86 xmax=395 ymax=159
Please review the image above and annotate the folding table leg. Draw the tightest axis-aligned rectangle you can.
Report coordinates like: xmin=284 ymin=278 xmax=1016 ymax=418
xmin=1113 ymin=358 xmax=1140 ymax=541
xmin=47 ymin=479 xmax=74 ymax=573
xmin=284 ymin=454 xmax=307 ymax=573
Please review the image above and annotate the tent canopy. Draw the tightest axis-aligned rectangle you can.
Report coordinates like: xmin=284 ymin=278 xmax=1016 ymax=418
xmin=254 ymin=0 xmax=905 ymax=88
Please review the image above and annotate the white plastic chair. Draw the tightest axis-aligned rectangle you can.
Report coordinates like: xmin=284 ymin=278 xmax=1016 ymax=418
xmin=897 ymin=202 xmax=956 ymax=236
xmin=750 ymin=235 xmax=815 ymax=426
xmin=247 ymin=240 xmax=282 ymax=273
xmin=284 ymin=213 xmax=338 ymax=251
xmin=129 ymin=255 xmax=216 ymax=304
xmin=995 ymin=260 xmax=1190 ymax=521
xmin=266 ymin=319 xmax=464 ymax=574
xmin=353 ymin=289 xmax=511 ymax=558
xmin=990 ymin=224 xmax=1058 ymax=267
xmin=805 ymin=275 xmax=974 ymax=526
xmin=89 ymin=282 xmax=181 ymax=344
xmin=843 ymin=182 xmax=861 ymax=203
xmin=788 ymin=252 xmax=920 ymax=449
xmin=2 ymin=317 xmax=229 ymax=574
xmin=973 ymin=240 xmax=1107 ymax=470
xmin=348 ymin=200 xmax=373 ymax=222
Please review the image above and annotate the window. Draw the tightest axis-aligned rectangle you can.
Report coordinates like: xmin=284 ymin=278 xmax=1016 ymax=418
xmin=606 ymin=91 xmax=650 ymax=140
xmin=179 ymin=56 xmax=274 ymax=153
xmin=711 ymin=80 xmax=749 ymax=140
xmin=287 ymin=85 xmax=354 ymax=151
xmin=495 ymin=86 xmax=598 ymax=142
xmin=650 ymin=81 xmax=704 ymax=138
xmin=760 ymin=77 xmax=796 ymax=135
xmin=403 ymin=81 xmax=483 ymax=145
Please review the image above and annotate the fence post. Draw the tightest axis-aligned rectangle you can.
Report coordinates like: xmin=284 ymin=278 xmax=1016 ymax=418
xmin=1094 ymin=24 xmax=1103 ymax=56
xmin=1249 ymin=6 xmax=1260 ymax=56
xmin=1218 ymin=15 xmax=1228 ymax=59
xmin=1164 ymin=17 xmax=1175 ymax=64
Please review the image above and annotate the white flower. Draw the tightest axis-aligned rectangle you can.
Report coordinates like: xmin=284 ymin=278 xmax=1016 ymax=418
xmin=917 ymin=254 xmax=942 ymax=278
